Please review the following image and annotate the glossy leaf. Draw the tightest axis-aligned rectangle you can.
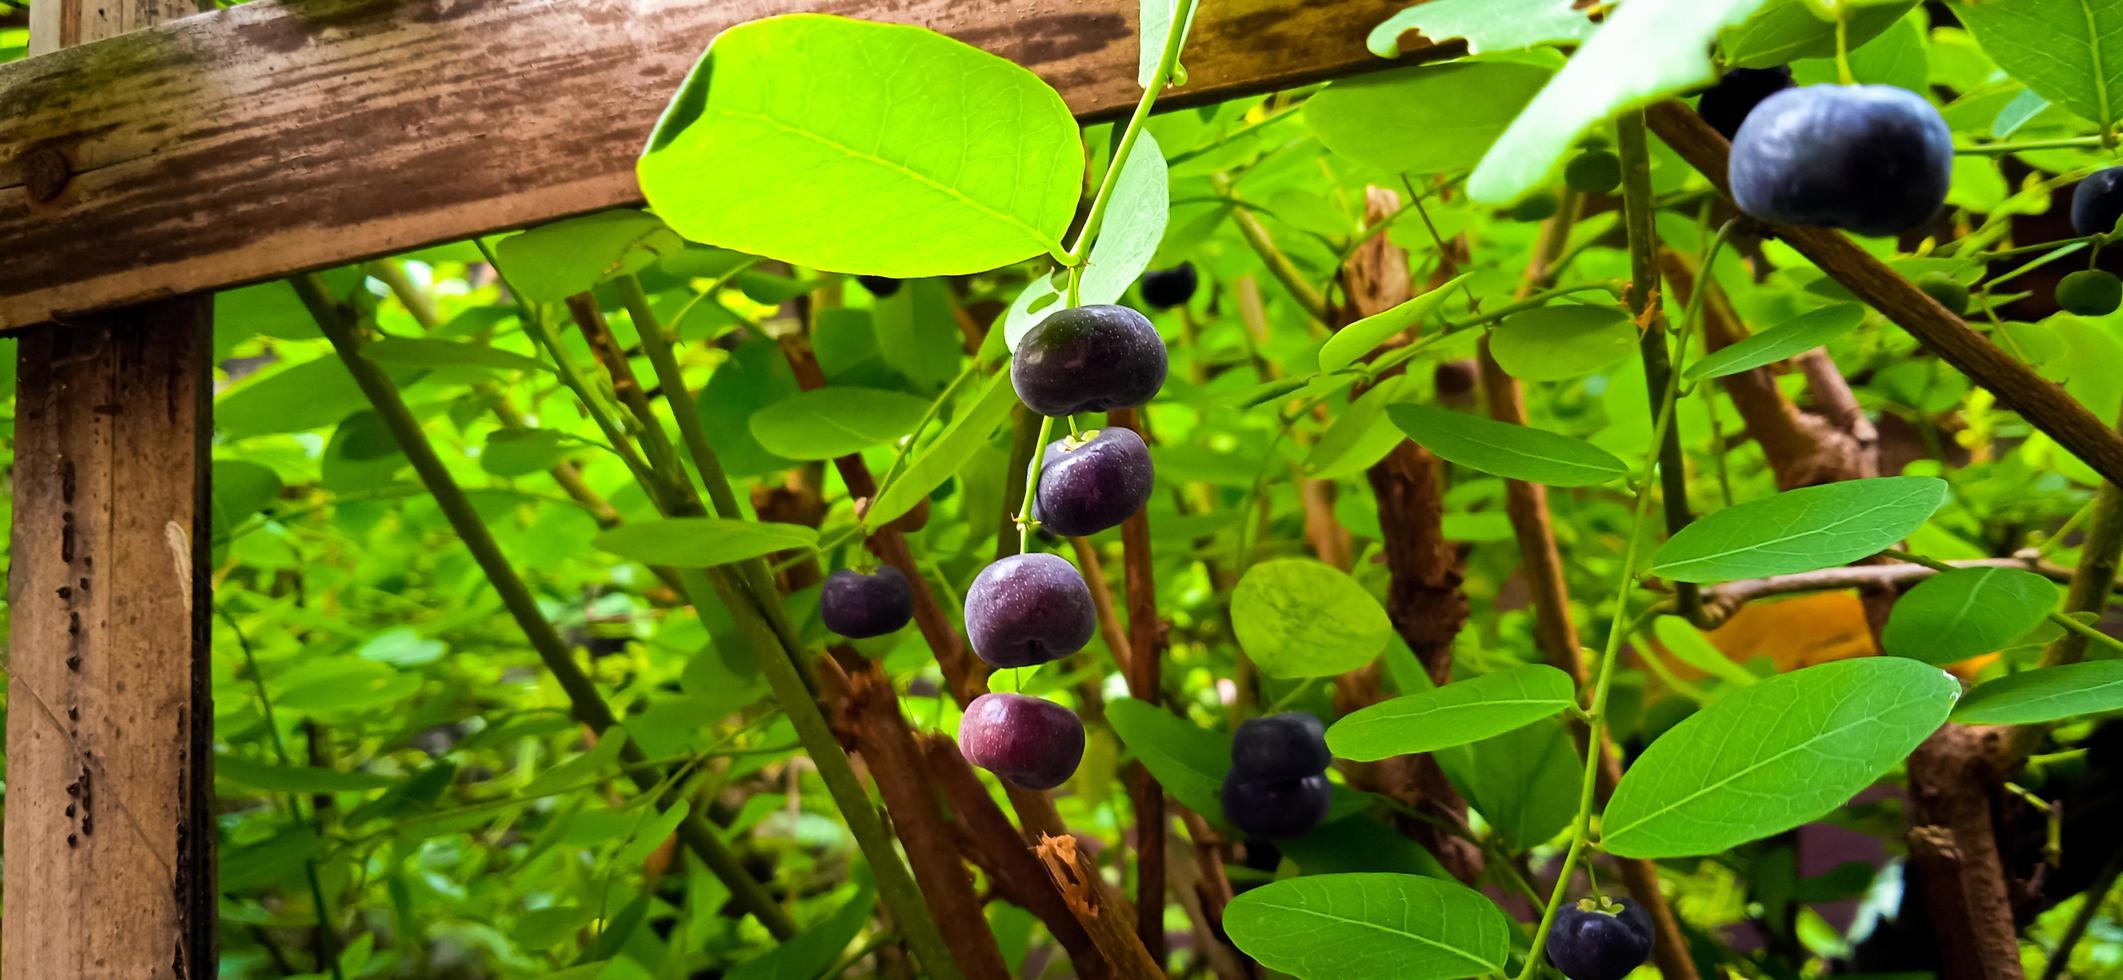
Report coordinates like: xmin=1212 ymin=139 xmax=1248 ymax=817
xmin=639 ymin=14 xmax=1082 ymax=275
xmin=1958 ymin=0 xmax=2123 ymax=130
xmin=1468 ymin=0 xmax=1774 ymax=202
xmin=748 ymin=387 xmax=932 ymax=460
xmin=593 ymin=518 xmax=818 ymax=568
xmin=1368 ymin=0 xmax=1595 ymax=58
xmin=1653 ymin=616 xmax=1759 ymax=687
xmin=1489 ymin=304 xmax=1637 ymax=381
xmin=492 ymin=211 xmax=683 ymax=303
xmin=1444 ymin=718 xmax=1582 ymax=850
xmin=1388 ymin=404 xmax=1626 ymax=486
xmin=1328 ymin=664 xmax=1577 ymax=760
xmin=1001 ymin=130 xmax=1170 ymax=351
xmin=1602 ymin=658 xmax=1959 ymax=858
xmin=1721 ymin=0 xmax=1919 ymax=68
xmin=1232 ymin=560 xmax=1393 ymax=678
xmin=1882 ymin=567 xmax=2059 ymax=665
xmin=1650 ymin=477 xmax=1950 ymax=583
xmin=1225 ymin=874 xmax=1512 ymax=980
xmin=1105 ymin=696 xmax=1230 ymax=822
xmin=1306 ymin=63 xmax=1551 ymax=176
xmin=1316 ymin=274 xmax=1469 ymax=372
xmin=1683 ymin=304 xmax=1864 ymax=381
xmin=1953 ymin=661 xmax=2123 ymax=725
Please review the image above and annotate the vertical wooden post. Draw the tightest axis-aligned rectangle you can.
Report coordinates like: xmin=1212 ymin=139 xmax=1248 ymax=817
xmin=6 ymin=2 xmax=216 ymax=976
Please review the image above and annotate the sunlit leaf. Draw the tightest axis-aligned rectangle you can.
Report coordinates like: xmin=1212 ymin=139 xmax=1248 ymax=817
xmin=1328 ymin=664 xmax=1577 ymax=760
xmin=1882 ymin=567 xmax=2059 ymax=665
xmin=1225 ymin=874 xmax=1512 ymax=980
xmin=1232 ymin=560 xmax=1393 ymax=678
xmin=1651 ymin=477 xmax=1950 ymax=582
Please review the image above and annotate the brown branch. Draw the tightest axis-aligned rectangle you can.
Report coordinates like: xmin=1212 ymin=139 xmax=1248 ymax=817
xmin=1033 ymin=834 xmax=1166 ymax=979
xmin=1695 ymin=556 xmax=2076 ymax=628
xmin=1645 ymin=100 xmax=2123 ymax=487
xmin=1906 ymin=725 xmax=2025 ymax=980
xmin=1108 ymin=404 xmax=1171 ymax=964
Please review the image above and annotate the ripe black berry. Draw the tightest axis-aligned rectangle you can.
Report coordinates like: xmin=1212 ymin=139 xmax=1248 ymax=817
xmin=856 ymin=275 xmax=902 ymax=297
xmin=958 ymin=692 xmax=1085 ymax=790
xmin=963 ymin=553 xmax=1098 ymax=667
xmin=1012 ymin=305 xmax=1168 ymax=417
xmin=1035 ymin=427 xmax=1155 ymax=537
xmin=1220 ymin=772 xmax=1331 ymax=840
xmin=1696 ymin=66 xmax=1795 ymax=140
xmin=2070 ymin=166 xmax=2123 ymax=237
xmin=1729 ymin=84 xmax=1952 ymax=236
xmin=820 ymin=567 xmax=914 ymax=639
xmin=1140 ymin=263 xmax=1198 ymax=309
xmin=1230 ymin=711 xmax=1331 ymax=781
xmin=1546 ymin=898 xmax=1654 ymax=980
xmin=2058 ymin=269 xmax=2123 ymax=316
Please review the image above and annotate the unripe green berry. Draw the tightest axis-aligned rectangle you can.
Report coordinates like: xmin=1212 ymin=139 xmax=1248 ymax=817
xmin=2058 ymin=269 xmax=2123 ymax=317
xmin=1510 ymin=190 xmax=1559 ymax=223
xmin=1564 ymin=150 xmax=1623 ymax=194
xmin=1915 ymin=273 xmax=1969 ymax=317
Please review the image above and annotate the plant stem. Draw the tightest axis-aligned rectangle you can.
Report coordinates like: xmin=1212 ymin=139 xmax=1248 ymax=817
xmin=1063 ymin=0 xmax=1200 ymax=264
xmin=1212 ymin=171 xmax=1332 ymax=322
xmin=1017 ymin=415 xmax=1059 ymax=551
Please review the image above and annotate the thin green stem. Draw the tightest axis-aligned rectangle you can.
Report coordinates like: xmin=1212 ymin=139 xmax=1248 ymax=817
xmin=1955 ymin=135 xmax=2108 ymax=156
xmin=1833 ymin=9 xmax=1855 ymax=86
xmin=1017 ymin=415 xmax=1059 ymax=551
xmin=865 ymin=362 xmax=984 ymax=530
xmin=1064 ymin=0 xmax=1200 ymax=264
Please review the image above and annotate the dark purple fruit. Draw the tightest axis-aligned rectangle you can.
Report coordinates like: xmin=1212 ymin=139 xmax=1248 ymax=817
xmin=1729 ymin=84 xmax=1952 ymax=237
xmin=1564 ymin=150 xmax=1622 ymax=195
xmin=2071 ymin=166 xmax=2123 ymax=237
xmin=856 ymin=275 xmax=901 ymax=298
xmin=1220 ymin=772 xmax=1332 ymax=840
xmin=1434 ymin=359 xmax=1479 ymax=409
xmin=958 ymin=692 xmax=1085 ymax=790
xmin=1696 ymin=66 xmax=1795 ymax=139
xmin=963 ymin=553 xmax=1098 ymax=668
xmin=1546 ymin=898 xmax=1654 ymax=980
xmin=1011 ymin=305 xmax=1167 ymax=417
xmin=820 ymin=567 xmax=913 ymax=639
xmin=1034 ymin=427 xmax=1154 ymax=538
xmin=1140 ymin=262 xmax=1198 ymax=308
xmin=1231 ymin=712 xmax=1331 ymax=781
xmin=2058 ymin=269 xmax=2123 ymax=316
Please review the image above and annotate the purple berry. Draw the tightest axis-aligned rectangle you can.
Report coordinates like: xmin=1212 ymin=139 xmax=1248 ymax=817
xmin=820 ymin=567 xmax=913 ymax=639
xmin=856 ymin=275 xmax=901 ymax=297
xmin=1546 ymin=899 xmax=1655 ymax=980
xmin=1034 ymin=427 xmax=1155 ymax=538
xmin=2071 ymin=166 xmax=2123 ymax=237
xmin=1729 ymin=84 xmax=1952 ymax=237
xmin=1220 ymin=772 xmax=1332 ymax=840
xmin=1231 ymin=712 xmax=1331 ymax=781
xmin=1011 ymin=305 xmax=1167 ymax=417
xmin=958 ymin=692 xmax=1085 ymax=790
xmin=1140 ymin=263 xmax=1197 ymax=309
xmin=1696 ymin=66 xmax=1795 ymax=140
xmin=963 ymin=553 xmax=1097 ymax=668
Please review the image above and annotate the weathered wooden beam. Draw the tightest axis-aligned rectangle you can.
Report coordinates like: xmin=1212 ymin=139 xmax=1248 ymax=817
xmin=0 ymin=0 xmax=1418 ymax=330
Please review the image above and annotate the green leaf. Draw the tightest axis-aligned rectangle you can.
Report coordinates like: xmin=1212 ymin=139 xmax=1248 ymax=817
xmin=212 ymin=459 xmax=283 ymax=534
xmin=1368 ymin=0 xmax=1595 ymax=58
xmin=524 ymin=729 xmax=630 ymax=797
xmin=1650 ymin=477 xmax=1951 ymax=583
xmin=1488 ymin=305 xmax=1637 ymax=381
xmin=867 ymin=370 xmax=1018 ymax=529
xmin=1105 ymin=697 xmax=1231 ymax=822
xmin=872 ymin=280 xmax=963 ymax=390
xmin=358 ymin=626 xmax=447 ymax=667
xmin=1232 ymin=559 xmax=1394 ymax=678
xmin=615 ymin=800 xmax=692 ymax=866
xmin=639 ymin=14 xmax=1082 ymax=276
xmin=1720 ymin=0 xmax=1919 ymax=68
xmin=1682 ymin=304 xmax=1864 ymax=381
xmin=1305 ymin=63 xmax=1552 ymax=176
xmin=1388 ymin=404 xmax=1627 ymax=486
xmin=1444 ymin=718 xmax=1582 ymax=850
xmin=728 ymin=886 xmax=876 ymax=980
xmin=1882 ymin=567 xmax=2059 ymax=665
xmin=1224 ymin=874 xmax=1512 ymax=980
xmin=362 ymin=336 xmax=550 ymax=374
xmin=1303 ymin=375 xmax=1414 ymax=480
xmin=593 ymin=518 xmax=818 ymax=568
xmin=481 ymin=428 xmax=571 ymax=478
xmin=748 ymin=387 xmax=932 ymax=461
xmin=492 ymin=211 xmax=684 ymax=303
xmin=700 ymin=338 xmax=802 ymax=478
xmin=1468 ymin=0 xmax=1775 ymax=203
xmin=1652 ymin=616 xmax=1759 ymax=687
xmin=1953 ymin=660 xmax=2123 ymax=725
xmin=1328 ymin=664 xmax=1578 ymax=760
xmin=1139 ymin=0 xmax=1200 ymax=87
xmin=218 ymin=356 xmax=377 ymax=437
xmin=1958 ymin=0 xmax=2123 ymax=131
xmin=1002 ymin=131 xmax=1170 ymax=351
xmin=1601 ymin=658 xmax=1960 ymax=858
xmin=1316 ymin=274 xmax=1469 ymax=372
xmin=216 ymin=755 xmax=398 ymax=795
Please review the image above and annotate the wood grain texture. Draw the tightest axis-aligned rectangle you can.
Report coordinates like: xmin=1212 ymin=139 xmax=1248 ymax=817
xmin=0 ymin=0 xmax=1416 ymax=330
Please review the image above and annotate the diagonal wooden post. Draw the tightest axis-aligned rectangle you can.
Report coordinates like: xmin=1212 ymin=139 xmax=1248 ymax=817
xmin=4 ymin=2 xmax=216 ymax=977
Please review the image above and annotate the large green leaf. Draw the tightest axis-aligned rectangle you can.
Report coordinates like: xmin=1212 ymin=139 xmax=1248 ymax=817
xmin=1328 ymin=664 xmax=1577 ymax=760
xmin=593 ymin=518 xmax=818 ymax=568
xmin=1488 ymin=305 xmax=1637 ymax=381
xmin=1105 ymin=697 xmax=1230 ymax=822
xmin=492 ymin=211 xmax=683 ymax=303
xmin=1224 ymin=874 xmax=1512 ymax=980
xmin=1882 ymin=567 xmax=2059 ymax=665
xmin=1601 ymin=658 xmax=1959 ymax=858
xmin=1720 ymin=0 xmax=1920 ymax=68
xmin=1444 ymin=718 xmax=1581 ymax=850
xmin=1316 ymin=274 xmax=1468 ymax=372
xmin=1954 ymin=660 xmax=2123 ymax=725
xmin=1650 ymin=477 xmax=1950 ymax=583
xmin=1653 ymin=616 xmax=1760 ymax=687
xmin=728 ymin=887 xmax=876 ymax=980
xmin=1232 ymin=560 xmax=1394 ymax=678
xmin=1958 ymin=0 xmax=2123 ymax=131
xmin=1306 ymin=62 xmax=1552 ymax=176
xmin=748 ymin=387 xmax=932 ymax=460
xmin=1368 ymin=0 xmax=1595 ymax=58
xmin=866 ymin=370 xmax=1018 ymax=529
xmin=1468 ymin=0 xmax=1774 ymax=203
xmin=639 ymin=14 xmax=1082 ymax=275
xmin=1002 ymin=131 xmax=1170 ymax=350
xmin=1388 ymin=405 xmax=1627 ymax=486
xmin=1683 ymin=304 xmax=1864 ymax=381
xmin=700 ymin=338 xmax=802 ymax=478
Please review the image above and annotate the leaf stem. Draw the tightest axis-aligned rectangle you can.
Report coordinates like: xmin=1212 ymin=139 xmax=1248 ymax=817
xmin=1017 ymin=414 xmax=1059 ymax=551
